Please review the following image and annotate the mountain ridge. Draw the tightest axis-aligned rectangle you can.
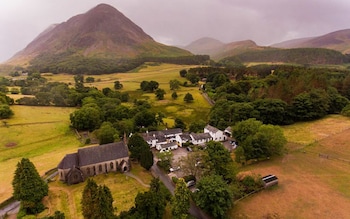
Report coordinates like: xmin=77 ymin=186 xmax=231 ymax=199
xmin=272 ymin=29 xmax=350 ymax=54
xmin=7 ymin=3 xmax=191 ymax=66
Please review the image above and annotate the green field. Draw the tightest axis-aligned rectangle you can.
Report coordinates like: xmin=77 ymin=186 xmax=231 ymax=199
xmin=43 ymin=63 xmax=212 ymax=125
xmin=0 ymin=105 xmax=79 ymax=203
xmin=38 ymin=164 xmax=152 ymax=219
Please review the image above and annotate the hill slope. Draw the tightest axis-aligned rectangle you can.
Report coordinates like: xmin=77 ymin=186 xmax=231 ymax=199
xmin=272 ymin=29 xmax=350 ymax=54
xmin=223 ymin=47 xmax=348 ymax=65
xmin=185 ymin=38 xmax=263 ymax=60
xmin=6 ymin=3 xmax=191 ymax=67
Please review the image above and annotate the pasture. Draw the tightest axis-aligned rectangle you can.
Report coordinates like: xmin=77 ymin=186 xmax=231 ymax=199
xmin=0 ymin=105 xmax=79 ymax=203
xmin=230 ymin=115 xmax=350 ymax=218
xmin=43 ymin=63 xmax=212 ymax=125
xmin=38 ymin=164 xmax=152 ymax=219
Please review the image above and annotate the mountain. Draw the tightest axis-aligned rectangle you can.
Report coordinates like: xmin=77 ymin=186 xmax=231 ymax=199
xmin=184 ymin=38 xmax=261 ymax=60
xmin=7 ymin=4 xmax=191 ymax=67
xmin=272 ymin=29 xmax=350 ymax=54
xmin=184 ymin=37 xmax=225 ymax=56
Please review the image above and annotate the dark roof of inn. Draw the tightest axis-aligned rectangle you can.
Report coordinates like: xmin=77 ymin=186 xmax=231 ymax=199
xmin=78 ymin=141 xmax=129 ymax=166
xmin=57 ymin=153 xmax=78 ymax=169
xmin=190 ymin=132 xmax=212 ymax=141
xmin=205 ymin=124 xmax=220 ymax=133
xmin=163 ymin=128 xmax=182 ymax=136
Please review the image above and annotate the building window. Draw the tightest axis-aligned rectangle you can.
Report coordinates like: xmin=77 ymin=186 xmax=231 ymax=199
xmin=110 ymin=162 xmax=114 ymax=169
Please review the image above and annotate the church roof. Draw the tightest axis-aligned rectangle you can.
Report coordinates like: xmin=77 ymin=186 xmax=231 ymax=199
xmin=57 ymin=153 xmax=78 ymax=169
xmin=78 ymin=142 xmax=129 ymax=167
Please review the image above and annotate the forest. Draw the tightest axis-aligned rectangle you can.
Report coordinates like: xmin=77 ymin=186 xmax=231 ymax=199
xmin=184 ymin=64 xmax=350 ymax=129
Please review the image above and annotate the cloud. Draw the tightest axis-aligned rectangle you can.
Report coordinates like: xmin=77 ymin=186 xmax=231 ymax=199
xmin=0 ymin=0 xmax=349 ymax=63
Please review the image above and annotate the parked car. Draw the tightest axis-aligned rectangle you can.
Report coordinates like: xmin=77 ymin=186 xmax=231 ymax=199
xmin=186 ymin=180 xmax=196 ymax=188
xmin=169 ymin=166 xmax=181 ymax=172
xmin=186 ymin=147 xmax=192 ymax=152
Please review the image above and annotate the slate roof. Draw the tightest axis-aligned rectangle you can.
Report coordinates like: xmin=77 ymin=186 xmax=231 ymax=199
xmin=160 ymin=142 xmax=178 ymax=149
xmin=180 ymin=133 xmax=191 ymax=141
xmin=57 ymin=153 xmax=78 ymax=169
xmin=225 ymin=126 xmax=232 ymax=133
xmin=190 ymin=132 xmax=212 ymax=141
xmin=78 ymin=142 xmax=129 ymax=167
xmin=205 ymin=124 xmax=220 ymax=133
xmin=163 ymin=128 xmax=182 ymax=136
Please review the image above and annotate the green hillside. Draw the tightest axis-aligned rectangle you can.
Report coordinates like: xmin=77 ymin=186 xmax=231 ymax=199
xmin=223 ymin=48 xmax=349 ymax=65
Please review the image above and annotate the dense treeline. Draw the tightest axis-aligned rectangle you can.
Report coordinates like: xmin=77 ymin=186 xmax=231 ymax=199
xmin=29 ymin=52 xmax=210 ymax=74
xmin=194 ymin=65 xmax=350 ymax=129
xmin=222 ymin=48 xmax=350 ymax=65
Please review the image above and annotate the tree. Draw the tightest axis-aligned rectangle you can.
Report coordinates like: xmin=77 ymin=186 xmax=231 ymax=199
xmin=189 ymin=120 xmax=206 ymax=133
xmin=169 ymin=79 xmax=181 ymax=90
xmin=174 ymin=118 xmax=186 ymax=130
xmin=205 ymin=141 xmax=236 ymax=182
xmin=85 ymin=77 xmax=95 ymax=83
xmin=155 ymin=89 xmax=166 ymax=100
xmin=12 ymin=158 xmax=48 ymax=214
xmin=134 ymin=110 xmax=156 ymax=128
xmin=128 ymin=133 xmax=150 ymax=160
xmin=74 ymin=74 xmax=85 ymax=91
xmin=81 ymin=178 xmax=98 ymax=219
xmin=140 ymin=147 xmax=154 ymax=170
xmin=45 ymin=211 xmax=65 ymax=219
xmin=81 ymin=179 xmax=115 ymax=219
xmin=95 ymin=122 xmax=118 ymax=145
xmin=171 ymin=91 xmax=178 ymax=100
xmin=0 ymin=104 xmax=14 ymax=119
xmin=253 ymin=98 xmax=288 ymax=125
xmin=292 ymin=89 xmax=330 ymax=121
xmin=95 ymin=185 xmax=115 ymax=219
xmin=179 ymin=69 xmax=187 ymax=77
xmin=186 ymin=73 xmax=199 ymax=84
xmin=114 ymin=80 xmax=123 ymax=90
xmin=171 ymin=178 xmax=191 ymax=219
xmin=341 ymin=103 xmax=350 ymax=117
xmin=70 ymin=106 xmax=102 ymax=131
xmin=184 ymin=93 xmax=194 ymax=103
xmin=132 ymin=178 xmax=170 ymax=219
xmin=44 ymin=211 xmax=65 ymax=219
xmin=179 ymin=150 xmax=208 ymax=179
xmin=194 ymin=175 xmax=232 ymax=219
xmin=233 ymin=118 xmax=287 ymax=161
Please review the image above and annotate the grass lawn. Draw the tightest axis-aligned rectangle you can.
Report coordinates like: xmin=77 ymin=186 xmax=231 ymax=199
xmin=0 ymin=105 xmax=79 ymax=203
xmin=229 ymin=115 xmax=350 ymax=218
xmin=38 ymin=163 xmax=152 ymax=219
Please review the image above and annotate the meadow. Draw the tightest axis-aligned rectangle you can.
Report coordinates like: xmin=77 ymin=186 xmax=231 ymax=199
xmin=230 ymin=115 xmax=350 ymax=218
xmin=0 ymin=105 xmax=79 ymax=203
xmin=38 ymin=164 xmax=152 ymax=219
xmin=43 ymin=63 xmax=212 ymax=125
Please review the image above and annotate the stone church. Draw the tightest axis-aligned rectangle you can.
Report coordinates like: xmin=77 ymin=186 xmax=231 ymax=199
xmin=58 ymin=141 xmax=130 ymax=185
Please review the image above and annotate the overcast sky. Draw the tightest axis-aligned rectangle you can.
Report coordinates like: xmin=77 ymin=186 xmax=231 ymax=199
xmin=1 ymin=0 xmax=350 ymax=63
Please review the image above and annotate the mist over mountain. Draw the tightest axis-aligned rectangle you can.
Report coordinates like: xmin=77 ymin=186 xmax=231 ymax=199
xmin=272 ymin=29 xmax=350 ymax=54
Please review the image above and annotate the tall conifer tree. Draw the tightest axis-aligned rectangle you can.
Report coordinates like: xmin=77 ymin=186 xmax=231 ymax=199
xmin=12 ymin=158 xmax=48 ymax=214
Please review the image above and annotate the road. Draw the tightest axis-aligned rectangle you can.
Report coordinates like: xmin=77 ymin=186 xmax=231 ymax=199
xmin=0 ymin=201 xmax=20 ymax=219
xmin=151 ymin=162 xmax=212 ymax=219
